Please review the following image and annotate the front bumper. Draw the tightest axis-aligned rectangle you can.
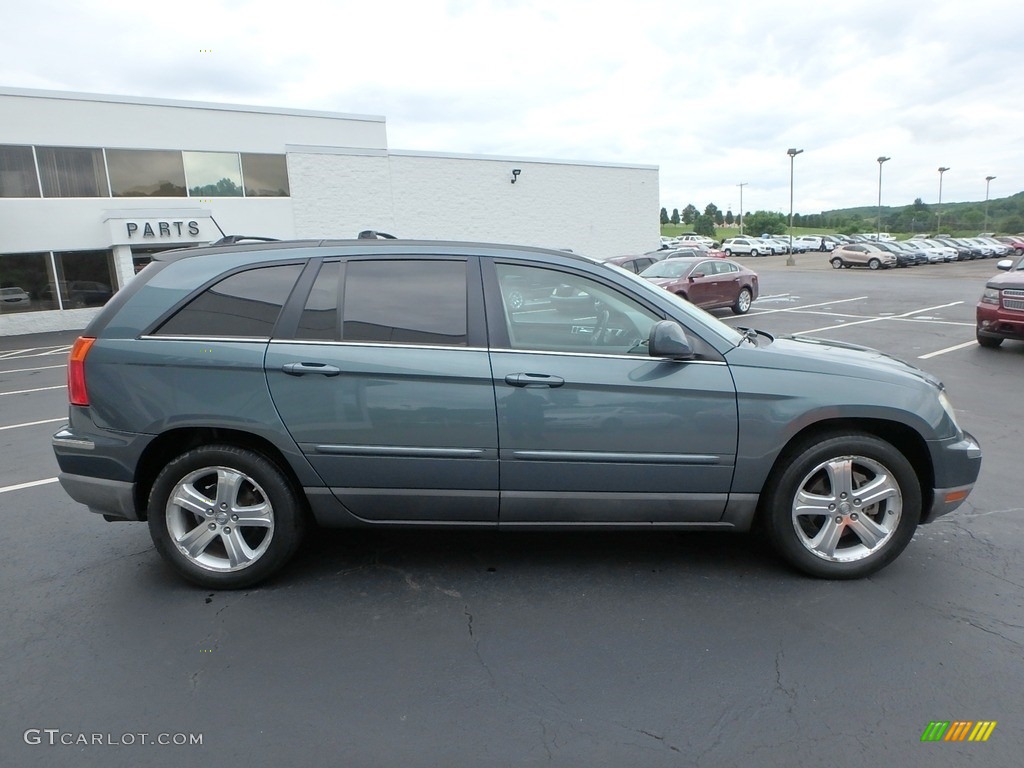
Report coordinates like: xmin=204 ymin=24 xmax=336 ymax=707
xmin=922 ymin=430 xmax=983 ymax=523
xmin=977 ymin=303 xmax=1024 ymax=342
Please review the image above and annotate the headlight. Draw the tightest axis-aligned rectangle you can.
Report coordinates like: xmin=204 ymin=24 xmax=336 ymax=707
xmin=938 ymin=390 xmax=961 ymax=432
xmin=981 ymin=288 xmax=1000 ymax=305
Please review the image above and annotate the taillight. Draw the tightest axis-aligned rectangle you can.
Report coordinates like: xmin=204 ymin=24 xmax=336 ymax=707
xmin=68 ymin=336 xmax=96 ymax=406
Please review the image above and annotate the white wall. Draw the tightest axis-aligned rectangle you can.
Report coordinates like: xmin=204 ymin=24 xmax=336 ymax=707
xmin=288 ymin=149 xmax=660 ymax=258
xmin=1 ymin=88 xmax=387 ymax=152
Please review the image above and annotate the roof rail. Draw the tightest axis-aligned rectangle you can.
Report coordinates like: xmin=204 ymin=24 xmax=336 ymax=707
xmin=357 ymin=230 xmax=398 ymax=240
xmin=209 ymin=235 xmax=281 ymax=245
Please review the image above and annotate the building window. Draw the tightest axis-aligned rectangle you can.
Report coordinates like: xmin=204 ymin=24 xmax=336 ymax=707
xmin=107 ymin=149 xmax=186 ymax=197
xmin=37 ymin=147 xmax=108 ymax=198
xmin=241 ymin=153 xmax=290 ymax=197
xmin=0 ymin=145 xmax=41 ymax=198
xmin=0 ymin=252 xmax=58 ymax=313
xmin=184 ymin=151 xmax=243 ymax=197
xmin=53 ymin=250 xmax=117 ymax=308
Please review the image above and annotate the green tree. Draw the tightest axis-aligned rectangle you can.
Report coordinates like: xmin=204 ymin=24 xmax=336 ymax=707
xmin=660 ymin=207 xmax=669 ymax=225
xmin=682 ymin=204 xmax=699 ymax=225
xmin=704 ymin=203 xmax=720 ymax=222
xmin=725 ymin=209 xmax=734 ymax=226
xmin=742 ymin=210 xmax=787 ymax=235
xmin=671 ymin=208 xmax=680 ymax=225
xmin=693 ymin=214 xmax=717 ymax=239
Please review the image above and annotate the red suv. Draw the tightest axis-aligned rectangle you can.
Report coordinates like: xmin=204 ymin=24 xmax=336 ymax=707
xmin=977 ymin=256 xmax=1024 ymax=347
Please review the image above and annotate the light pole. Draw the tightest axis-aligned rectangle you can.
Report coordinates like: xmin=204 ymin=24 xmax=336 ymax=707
xmin=936 ymin=167 xmax=950 ymax=233
xmin=876 ymin=156 xmax=890 ymax=240
xmin=984 ymin=175 xmax=996 ymax=232
xmin=786 ymin=148 xmax=803 ymax=266
xmin=738 ymin=182 xmax=747 ymax=235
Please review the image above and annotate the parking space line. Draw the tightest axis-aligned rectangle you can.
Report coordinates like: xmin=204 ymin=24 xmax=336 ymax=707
xmin=793 ymin=301 xmax=964 ymax=336
xmin=744 ymin=296 xmax=869 ymax=317
xmin=918 ymin=340 xmax=978 ymax=359
xmin=0 ymin=385 xmax=66 ymax=396
xmin=1 ymin=364 xmax=67 ymax=374
xmin=0 ymin=477 xmax=59 ymax=494
xmin=0 ymin=417 xmax=66 ymax=432
xmin=0 ymin=346 xmax=71 ymax=360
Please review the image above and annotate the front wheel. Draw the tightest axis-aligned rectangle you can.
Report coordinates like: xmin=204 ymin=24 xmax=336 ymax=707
xmin=147 ymin=445 xmax=306 ymax=588
xmin=750 ymin=249 xmax=760 ymax=257
xmin=724 ymin=249 xmax=733 ymax=257
xmin=977 ymin=333 xmax=1003 ymax=348
xmin=868 ymin=258 xmax=881 ymax=270
xmin=761 ymin=433 xmax=921 ymax=579
xmin=830 ymin=258 xmax=843 ymax=269
xmin=731 ymin=287 xmax=752 ymax=314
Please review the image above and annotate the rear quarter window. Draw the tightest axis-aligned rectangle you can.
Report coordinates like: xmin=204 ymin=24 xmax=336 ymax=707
xmin=154 ymin=263 xmax=304 ymax=337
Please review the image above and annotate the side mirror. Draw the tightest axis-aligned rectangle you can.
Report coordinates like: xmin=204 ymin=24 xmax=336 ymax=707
xmin=996 ymin=259 xmax=1013 ymax=271
xmin=689 ymin=272 xmax=705 ymax=280
xmin=648 ymin=320 xmax=694 ymax=360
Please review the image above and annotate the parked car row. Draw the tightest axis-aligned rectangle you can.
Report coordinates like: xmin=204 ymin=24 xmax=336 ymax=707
xmin=830 ymin=237 xmax=1017 ymax=270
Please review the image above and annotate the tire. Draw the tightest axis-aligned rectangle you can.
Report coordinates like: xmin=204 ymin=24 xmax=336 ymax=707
xmin=147 ymin=445 xmax=306 ymax=588
xmin=724 ymin=249 xmax=733 ymax=257
xmin=750 ymin=249 xmax=760 ymax=257
xmin=977 ymin=333 xmax=1003 ymax=348
xmin=761 ymin=433 xmax=921 ymax=579
xmin=868 ymin=258 xmax=881 ymax=270
xmin=731 ymin=287 xmax=752 ymax=315
xmin=830 ymin=258 xmax=843 ymax=269
xmin=675 ymin=291 xmax=689 ymax=303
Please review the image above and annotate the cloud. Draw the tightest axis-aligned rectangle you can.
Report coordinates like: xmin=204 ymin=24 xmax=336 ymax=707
xmin=2 ymin=0 xmax=1022 ymax=213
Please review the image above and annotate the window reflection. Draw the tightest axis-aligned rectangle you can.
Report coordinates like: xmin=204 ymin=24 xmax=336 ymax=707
xmin=0 ymin=145 xmax=40 ymax=197
xmin=241 ymin=153 xmax=290 ymax=197
xmin=184 ymin=151 xmax=243 ymax=197
xmin=0 ymin=252 xmax=58 ymax=313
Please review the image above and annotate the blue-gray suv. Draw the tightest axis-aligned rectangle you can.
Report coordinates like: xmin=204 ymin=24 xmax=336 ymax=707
xmin=53 ymin=239 xmax=982 ymax=588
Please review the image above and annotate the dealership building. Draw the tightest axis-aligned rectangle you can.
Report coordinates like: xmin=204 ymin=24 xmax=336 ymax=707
xmin=0 ymin=87 xmax=659 ymax=336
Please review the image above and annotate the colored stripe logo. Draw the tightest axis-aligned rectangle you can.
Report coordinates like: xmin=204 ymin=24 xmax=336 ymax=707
xmin=921 ymin=721 xmax=997 ymax=742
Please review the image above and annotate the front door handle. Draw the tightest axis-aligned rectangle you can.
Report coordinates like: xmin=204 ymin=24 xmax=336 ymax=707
xmin=504 ymin=373 xmax=565 ymax=388
xmin=282 ymin=362 xmax=341 ymax=377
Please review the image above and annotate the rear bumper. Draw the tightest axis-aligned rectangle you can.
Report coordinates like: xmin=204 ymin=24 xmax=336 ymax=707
xmin=58 ymin=472 xmax=139 ymax=521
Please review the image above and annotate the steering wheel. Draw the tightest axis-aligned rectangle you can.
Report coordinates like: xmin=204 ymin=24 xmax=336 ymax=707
xmin=591 ymin=304 xmax=611 ymax=346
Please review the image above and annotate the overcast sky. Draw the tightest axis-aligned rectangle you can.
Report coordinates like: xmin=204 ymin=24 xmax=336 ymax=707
xmin=4 ymin=0 xmax=1021 ymax=216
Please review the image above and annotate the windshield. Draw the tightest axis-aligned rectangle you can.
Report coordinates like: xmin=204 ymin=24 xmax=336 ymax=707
xmin=641 ymin=260 xmax=692 ymax=278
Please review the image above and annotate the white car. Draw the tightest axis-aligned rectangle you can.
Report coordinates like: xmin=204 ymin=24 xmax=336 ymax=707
xmin=899 ymin=240 xmax=945 ymax=263
xmin=722 ymin=237 xmax=772 ymax=257
xmin=0 ymin=286 xmax=31 ymax=306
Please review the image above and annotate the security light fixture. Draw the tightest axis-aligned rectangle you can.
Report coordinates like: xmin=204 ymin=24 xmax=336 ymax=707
xmin=511 ymin=169 xmax=521 ymax=184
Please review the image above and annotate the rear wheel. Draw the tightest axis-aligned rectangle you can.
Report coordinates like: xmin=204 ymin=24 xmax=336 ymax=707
xmin=830 ymin=257 xmax=843 ymax=269
xmin=762 ymin=433 xmax=921 ymax=579
xmin=724 ymin=249 xmax=734 ymax=257
xmin=147 ymin=445 xmax=306 ymax=588
xmin=732 ymin=287 xmax=752 ymax=314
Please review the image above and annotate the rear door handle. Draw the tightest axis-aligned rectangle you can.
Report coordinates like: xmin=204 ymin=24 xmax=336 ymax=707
xmin=282 ymin=362 xmax=341 ymax=377
xmin=504 ymin=373 xmax=564 ymax=388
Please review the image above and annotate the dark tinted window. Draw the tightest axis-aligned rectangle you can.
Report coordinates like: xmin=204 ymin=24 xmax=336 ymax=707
xmin=241 ymin=153 xmax=290 ymax=197
xmin=0 ymin=145 xmax=40 ymax=197
xmin=107 ymin=149 xmax=186 ymax=197
xmin=156 ymin=264 xmax=303 ymax=337
xmin=343 ymin=260 xmax=467 ymax=345
xmin=296 ymin=261 xmax=340 ymax=340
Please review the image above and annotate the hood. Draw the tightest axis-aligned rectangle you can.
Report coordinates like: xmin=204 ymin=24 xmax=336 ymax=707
xmin=727 ymin=334 xmax=943 ymax=390
xmin=987 ymin=270 xmax=1024 ymax=289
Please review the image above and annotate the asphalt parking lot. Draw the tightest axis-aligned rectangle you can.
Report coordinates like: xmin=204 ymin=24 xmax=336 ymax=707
xmin=1 ymin=255 xmax=1021 ymax=767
